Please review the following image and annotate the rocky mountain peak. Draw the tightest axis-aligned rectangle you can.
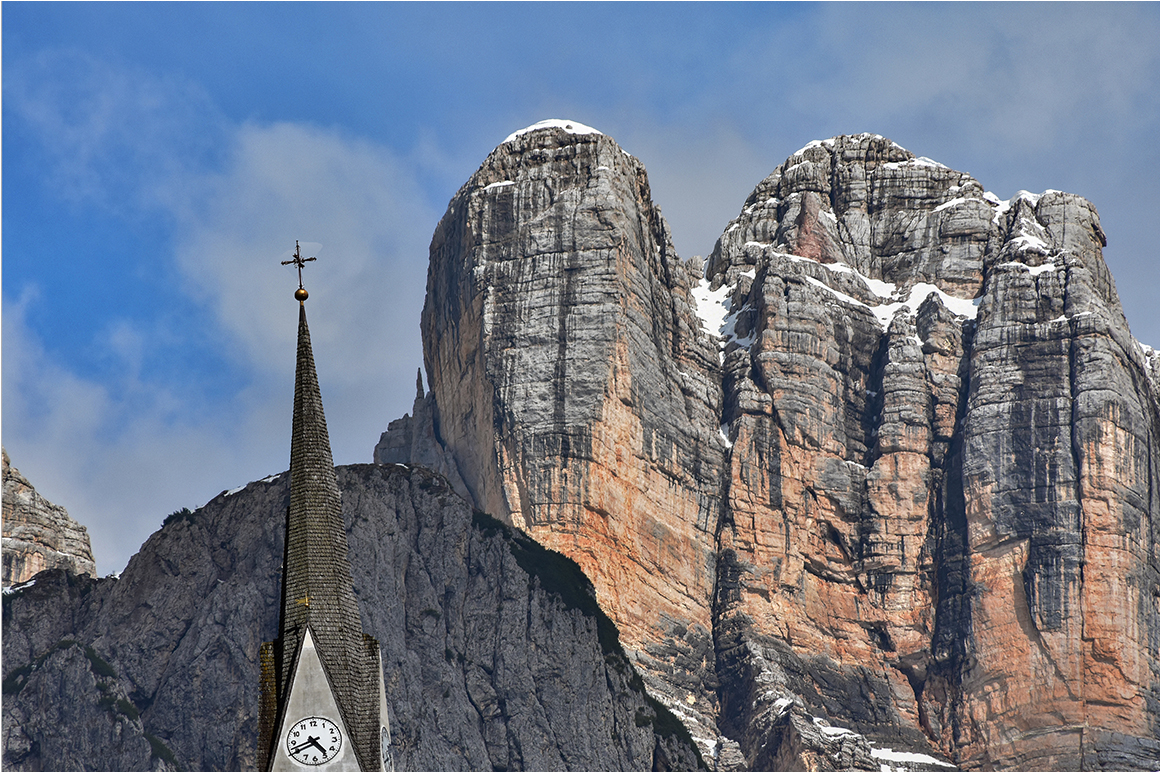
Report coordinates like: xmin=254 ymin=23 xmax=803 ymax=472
xmin=459 ymin=118 xmax=634 ymax=211
xmin=2 ymin=448 xmax=96 ymax=587
xmin=710 ymin=133 xmax=984 ymax=300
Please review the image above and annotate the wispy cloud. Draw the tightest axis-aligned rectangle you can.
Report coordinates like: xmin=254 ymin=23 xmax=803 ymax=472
xmin=3 ymin=53 xmax=435 ymax=574
xmin=4 ymin=49 xmax=229 ymax=213
xmin=3 ymin=296 xmax=254 ymax=572
xmin=173 ymin=121 xmax=431 ymax=380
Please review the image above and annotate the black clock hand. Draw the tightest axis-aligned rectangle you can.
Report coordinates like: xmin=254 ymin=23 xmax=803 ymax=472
xmin=308 ymin=737 xmax=328 ymax=754
xmin=290 ymin=736 xmax=321 ymax=755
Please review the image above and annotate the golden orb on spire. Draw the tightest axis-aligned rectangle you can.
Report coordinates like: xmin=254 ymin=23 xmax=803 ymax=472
xmin=281 ymin=240 xmax=317 ymax=303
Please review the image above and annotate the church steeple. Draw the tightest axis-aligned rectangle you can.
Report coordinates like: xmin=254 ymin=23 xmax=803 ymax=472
xmin=259 ymin=245 xmax=391 ymax=771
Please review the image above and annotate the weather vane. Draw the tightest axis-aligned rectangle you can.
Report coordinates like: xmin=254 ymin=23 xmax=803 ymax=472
xmin=281 ymin=240 xmax=317 ymax=302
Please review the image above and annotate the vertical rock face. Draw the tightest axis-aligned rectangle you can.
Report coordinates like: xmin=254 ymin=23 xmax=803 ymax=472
xmin=705 ymin=134 xmax=1158 ymax=771
xmin=420 ymin=121 xmax=728 ymax=746
xmin=392 ymin=128 xmax=1159 ymax=769
xmin=702 ymin=136 xmax=995 ymax=768
xmin=956 ymin=191 xmax=1159 ymax=771
xmin=2 ymin=448 xmax=96 ymax=586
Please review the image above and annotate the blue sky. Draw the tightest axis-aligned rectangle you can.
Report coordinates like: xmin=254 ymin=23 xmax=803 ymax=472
xmin=4 ymin=2 xmax=1158 ymax=575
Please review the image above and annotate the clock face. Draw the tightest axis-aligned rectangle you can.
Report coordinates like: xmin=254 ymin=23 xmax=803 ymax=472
xmin=286 ymin=716 xmax=342 ymax=765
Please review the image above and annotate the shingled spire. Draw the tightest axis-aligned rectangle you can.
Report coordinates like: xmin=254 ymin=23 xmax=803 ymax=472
xmin=260 ymin=246 xmax=391 ymax=771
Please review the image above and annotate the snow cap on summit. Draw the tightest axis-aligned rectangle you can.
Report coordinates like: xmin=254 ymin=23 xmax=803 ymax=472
xmin=504 ymin=119 xmax=603 ymax=144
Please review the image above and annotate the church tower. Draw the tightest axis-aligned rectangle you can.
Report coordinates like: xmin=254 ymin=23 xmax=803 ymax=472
xmin=259 ymin=244 xmax=392 ymax=772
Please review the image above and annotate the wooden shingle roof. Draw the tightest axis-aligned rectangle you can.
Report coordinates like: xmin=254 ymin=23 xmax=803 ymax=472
xmin=259 ymin=302 xmax=382 ymax=771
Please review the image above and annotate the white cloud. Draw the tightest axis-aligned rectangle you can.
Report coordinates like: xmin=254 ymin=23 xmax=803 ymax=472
xmin=166 ymin=120 xmax=435 ymax=488
xmin=172 ymin=121 xmax=431 ymax=384
xmin=3 ymin=56 xmax=437 ymax=575
xmin=755 ymin=3 xmax=1157 ymax=154
xmin=3 ymin=297 xmax=260 ymax=575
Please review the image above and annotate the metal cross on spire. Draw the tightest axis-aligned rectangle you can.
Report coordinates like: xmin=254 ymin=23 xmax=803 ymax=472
xmin=282 ymin=240 xmax=317 ymax=302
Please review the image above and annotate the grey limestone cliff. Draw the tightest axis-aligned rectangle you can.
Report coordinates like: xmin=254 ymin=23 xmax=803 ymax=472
xmin=2 ymin=463 xmax=702 ymax=771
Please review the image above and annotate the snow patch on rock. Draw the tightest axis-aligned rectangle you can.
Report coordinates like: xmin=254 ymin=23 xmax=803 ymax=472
xmin=800 ymin=269 xmax=979 ymax=331
xmin=870 ymin=746 xmax=956 ymax=769
xmin=3 ymin=577 xmax=35 ymax=595
xmin=692 ymin=277 xmax=733 ymax=339
xmin=998 ymin=260 xmax=1057 ymax=276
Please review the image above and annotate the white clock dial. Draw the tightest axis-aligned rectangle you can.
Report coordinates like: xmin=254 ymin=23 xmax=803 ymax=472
xmin=286 ymin=716 xmax=342 ymax=765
